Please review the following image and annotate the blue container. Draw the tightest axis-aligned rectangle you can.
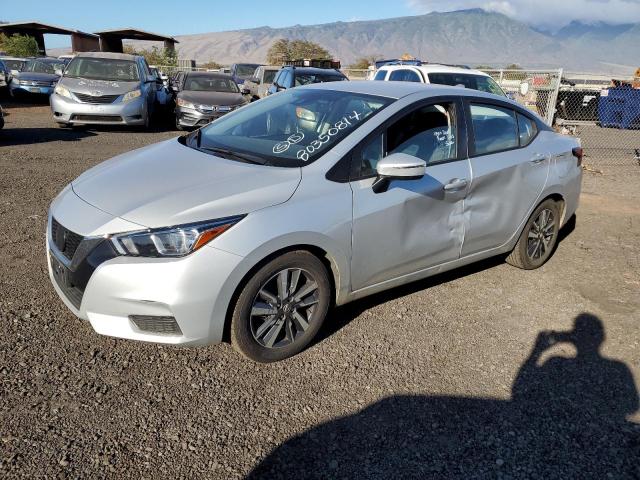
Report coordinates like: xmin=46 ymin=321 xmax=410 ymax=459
xmin=598 ymin=87 xmax=640 ymax=129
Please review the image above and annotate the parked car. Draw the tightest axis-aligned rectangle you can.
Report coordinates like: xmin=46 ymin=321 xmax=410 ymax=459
xmin=244 ymin=65 xmax=281 ymax=101
xmin=46 ymin=81 xmax=582 ymax=362
xmin=173 ymin=71 xmax=249 ymax=130
xmin=50 ymin=52 xmax=157 ymax=129
xmin=230 ymin=63 xmax=263 ymax=85
xmin=0 ymin=60 xmax=8 ymax=89
xmin=0 ymin=57 xmax=26 ymax=76
xmin=267 ymin=66 xmax=348 ymax=95
xmin=9 ymin=57 xmax=65 ymax=99
xmin=373 ymin=63 xmax=507 ymax=97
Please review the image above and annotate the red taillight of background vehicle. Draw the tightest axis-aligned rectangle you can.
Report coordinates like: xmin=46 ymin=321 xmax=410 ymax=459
xmin=572 ymin=147 xmax=584 ymax=167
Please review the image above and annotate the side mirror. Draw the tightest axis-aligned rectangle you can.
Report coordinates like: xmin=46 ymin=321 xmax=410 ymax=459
xmin=250 ymin=77 xmax=260 ymax=84
xmin=372 ymin=152 xmax=426 ymax=194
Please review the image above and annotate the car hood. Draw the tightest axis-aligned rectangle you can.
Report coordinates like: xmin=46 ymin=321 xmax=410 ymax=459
xmin=17 ymin=72 xmax=59 ymax=82
xmin=60 ymin=76 xmax=139 ymax=95
xmin=71 ymin=138 xmax=301 ymax=229
xmin=178 ymin=91 xmax=246 ymax=106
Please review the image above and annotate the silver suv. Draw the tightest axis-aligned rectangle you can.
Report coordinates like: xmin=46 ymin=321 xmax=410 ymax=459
xmin=50 ymin=52 xmax=158 ymax=129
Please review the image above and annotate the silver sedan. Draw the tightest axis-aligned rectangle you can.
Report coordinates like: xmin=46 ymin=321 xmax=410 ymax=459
xmin=46 ymin=81 xmax=582 ymax=362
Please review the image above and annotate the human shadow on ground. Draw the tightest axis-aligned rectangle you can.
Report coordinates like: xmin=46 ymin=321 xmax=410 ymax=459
xmin=249 ymin=313 xmax=639 ymax=479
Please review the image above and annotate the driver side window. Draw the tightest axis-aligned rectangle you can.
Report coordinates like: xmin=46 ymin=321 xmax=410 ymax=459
xmin=355 ymin=102 xmax=459 ymax=178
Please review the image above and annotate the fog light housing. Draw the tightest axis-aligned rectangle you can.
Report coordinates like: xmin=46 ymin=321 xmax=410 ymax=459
xmin=129 ymin=315 xmax=182 ymax=336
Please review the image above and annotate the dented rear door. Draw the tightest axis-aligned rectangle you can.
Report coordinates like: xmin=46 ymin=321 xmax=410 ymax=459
xmin=461 ymin=101 xmax=550 ymax=257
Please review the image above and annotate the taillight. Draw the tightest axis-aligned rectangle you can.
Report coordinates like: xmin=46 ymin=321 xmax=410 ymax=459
xmin=572 ymin=147 xmax=583 ymax=167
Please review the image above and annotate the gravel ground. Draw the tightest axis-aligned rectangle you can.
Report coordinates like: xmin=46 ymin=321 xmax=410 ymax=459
xmin=1 ymin=101 xmax=639 ymax=479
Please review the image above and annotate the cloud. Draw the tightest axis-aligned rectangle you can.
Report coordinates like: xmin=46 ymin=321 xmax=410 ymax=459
xmin=406 ymin=0 xmax=640 ymax=27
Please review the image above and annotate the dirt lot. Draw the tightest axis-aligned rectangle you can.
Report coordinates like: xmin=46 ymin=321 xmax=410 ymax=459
xmin=1 ymin=101 xmax=639 ymax=479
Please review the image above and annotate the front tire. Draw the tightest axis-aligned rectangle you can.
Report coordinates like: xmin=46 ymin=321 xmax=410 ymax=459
xmin=506 ymin=199 xmax=561 ymax=269
xmin=231 ymin=251 xmax=331 ymax=363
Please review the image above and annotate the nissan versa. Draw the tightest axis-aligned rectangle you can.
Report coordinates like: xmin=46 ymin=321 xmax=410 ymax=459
xmin=47 ymin=82 xmax=582 ymax=362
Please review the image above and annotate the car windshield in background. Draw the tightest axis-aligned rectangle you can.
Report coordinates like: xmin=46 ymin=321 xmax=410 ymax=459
xmin=23 ymin=60 xmax=65 ymax=75
xmin=295 ymin=74 xmax=347 ymax=86
xmin=4 ymin=60 xmax=25 ymax=71
xmin=191 ymin=89 xmax=393 ymax=167
xmin=65 ymin=58 xmax=140 ymax=82
xmin=236 ymin=65 xmax=260 ymax=78
xmin=184 ymin=76 xmax=239 ymax=93
xmin=264 ymin=70 xmax=278 ymax=84
xmin=427 ymin=72 xmax=506 ymax=96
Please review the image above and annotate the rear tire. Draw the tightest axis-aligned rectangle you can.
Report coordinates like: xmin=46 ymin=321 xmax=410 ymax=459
xmin=230 ymin=251 xmax=331 ymax=363
xmin=506 ymin=199 xmax=561 ymax=270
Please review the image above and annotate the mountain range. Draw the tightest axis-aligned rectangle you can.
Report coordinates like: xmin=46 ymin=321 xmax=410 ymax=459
xmin=67 ymin=9 xmax=640 ymax=75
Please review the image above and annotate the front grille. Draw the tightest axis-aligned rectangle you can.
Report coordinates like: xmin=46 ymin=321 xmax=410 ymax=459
xmin=51 ymin=218 xmax=84 ymax=261
xmin=73 ymin=92 xmax=120 ymax=104
xmin=23 ymin=81 xmax=53 ymax=87
xmin=71 ymin=114 xmax=122 ymax=123
xmin=129 ymin=316 xmax=183 ymax=336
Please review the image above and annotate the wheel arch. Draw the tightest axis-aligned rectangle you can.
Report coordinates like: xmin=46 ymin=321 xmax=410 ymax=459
xmin=221 ymin=242 xmax=346 ymax=343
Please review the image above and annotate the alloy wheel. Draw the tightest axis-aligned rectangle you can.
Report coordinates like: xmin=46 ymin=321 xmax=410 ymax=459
xmin=250 ymin=268 xmax=320 ymax=349
xmin=527 ymin=208 xmax=555 ymax=260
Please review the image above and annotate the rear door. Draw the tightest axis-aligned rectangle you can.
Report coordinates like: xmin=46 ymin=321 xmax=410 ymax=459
xmin=350 ymin=98 xmax=471 ymax=290
xmin=461 ymin=100 xmax=550 ymax=256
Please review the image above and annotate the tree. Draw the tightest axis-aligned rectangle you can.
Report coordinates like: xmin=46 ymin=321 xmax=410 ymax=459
xmin=199 ymin=60 xmax=223 ymax=70
xmin=123 ymin=45 xmax=178 ymax=66
xmin=348 ymin=55 xmax=382 ymax=70
xmin=505 ymin=63 xmax=522 ymax=70
xmin=266 ymin=38 xmax=332 ymax=65
xmin=0 ymin=33 xmax=39 ymax=57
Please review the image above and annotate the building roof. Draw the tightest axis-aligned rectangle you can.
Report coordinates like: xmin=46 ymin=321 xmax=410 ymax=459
xmin=93 ymin=28 xmax=178 ymax=43
xmin=0 ymin=21 xmax=97 ymax=38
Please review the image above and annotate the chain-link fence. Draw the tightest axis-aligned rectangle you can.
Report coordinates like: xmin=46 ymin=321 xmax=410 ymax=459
xmin=484 ymin=69 xmax=640 ymax=170
xmin=482 ymin=69 xmax=562 ymax=126
xmin=553 ymin=73 xmax=640 ymax=169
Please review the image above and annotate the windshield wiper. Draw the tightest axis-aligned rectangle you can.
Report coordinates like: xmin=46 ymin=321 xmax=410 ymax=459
xmin=199 ymin=146 xmax=268 ymax=165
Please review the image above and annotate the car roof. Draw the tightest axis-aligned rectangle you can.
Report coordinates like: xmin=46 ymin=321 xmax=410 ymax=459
xmin=299 ymin=80 xmax=516 ymax=103
xmin=185 ymin=71 xmax=234 ymax=79
xmin=0 ymin=56 xmax=26 ymax=61
xmin=75 ymin=51 xmax=139 ymax=61
xmin=287 ymin=66 xmax=345 ymax=76
xmin=379 ymin=64 xmax=490 ymax=77
xmin=28 ymin=57 xmax=65 ymax=63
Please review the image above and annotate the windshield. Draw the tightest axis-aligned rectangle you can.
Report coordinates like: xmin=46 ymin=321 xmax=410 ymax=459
xmin=4 ymin=59 xmax=25 ymax=71
xmin=236 ymin=64 xmax=260 ymax=79
xmin=184 ymin=75 xmax=239 ymax=93
xmin=427 ymin=72 xmax=506 ymax=97
xmin=65 ymin=58 xmax=140 ymax=82
xmin=264 ymin=70 xmax=278 ymax=84
xmin=23 ymin=59 xmax=65 ymax=74
xmin=295 ymin=73 xmax=347 ymax=86
xmin=190 ymin=88 xmax=393 ymax=167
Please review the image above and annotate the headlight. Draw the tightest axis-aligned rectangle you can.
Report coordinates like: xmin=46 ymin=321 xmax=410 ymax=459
xmin=110 ymin=216 xmax=244 ymax=257
xmin=54 ymin=84 xmax=72 ymax=99
xmin=176 ymin=97 xmax=195 ymax=109
xmin=122 ymin=89 xmax=142 ymax=103
xmin=19 ymin=80 xmax=31 ymax=85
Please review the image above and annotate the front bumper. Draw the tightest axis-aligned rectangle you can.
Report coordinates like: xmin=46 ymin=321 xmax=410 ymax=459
xmin=175 ymin=106 xmax=232 ymax=127
xmin=50 ymin=93 xmax=146 ymax=125
xmin=11 ymin=84 xmax=54 ymax=96
xmin=46 ymin=189 xmax=245 ymax=345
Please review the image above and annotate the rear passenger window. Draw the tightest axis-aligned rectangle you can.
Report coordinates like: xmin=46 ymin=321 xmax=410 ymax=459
xmin=389 ymin=69 xmax=421 ymax=83
xmin=373 ymin=70 xmax=387 ymax=81
xmin=470 ymin=104 xmax=518 ymax=155
xmin=517 ymin=113 xmax=537 ymax=146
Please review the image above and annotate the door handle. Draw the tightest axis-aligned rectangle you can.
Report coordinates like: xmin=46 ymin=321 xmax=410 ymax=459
xmin=443 ymin=178 xmax=469 ymax=192
xmin=530 ymin=154 xmax=548 ymax=164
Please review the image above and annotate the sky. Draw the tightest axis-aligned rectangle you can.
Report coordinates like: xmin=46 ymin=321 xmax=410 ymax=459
xmin=3 ymin=0 xmax=638 ymax=48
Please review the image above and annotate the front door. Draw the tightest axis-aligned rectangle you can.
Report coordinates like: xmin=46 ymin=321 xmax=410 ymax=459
xmin=350 ymin=100 xmax=471 ymax=291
